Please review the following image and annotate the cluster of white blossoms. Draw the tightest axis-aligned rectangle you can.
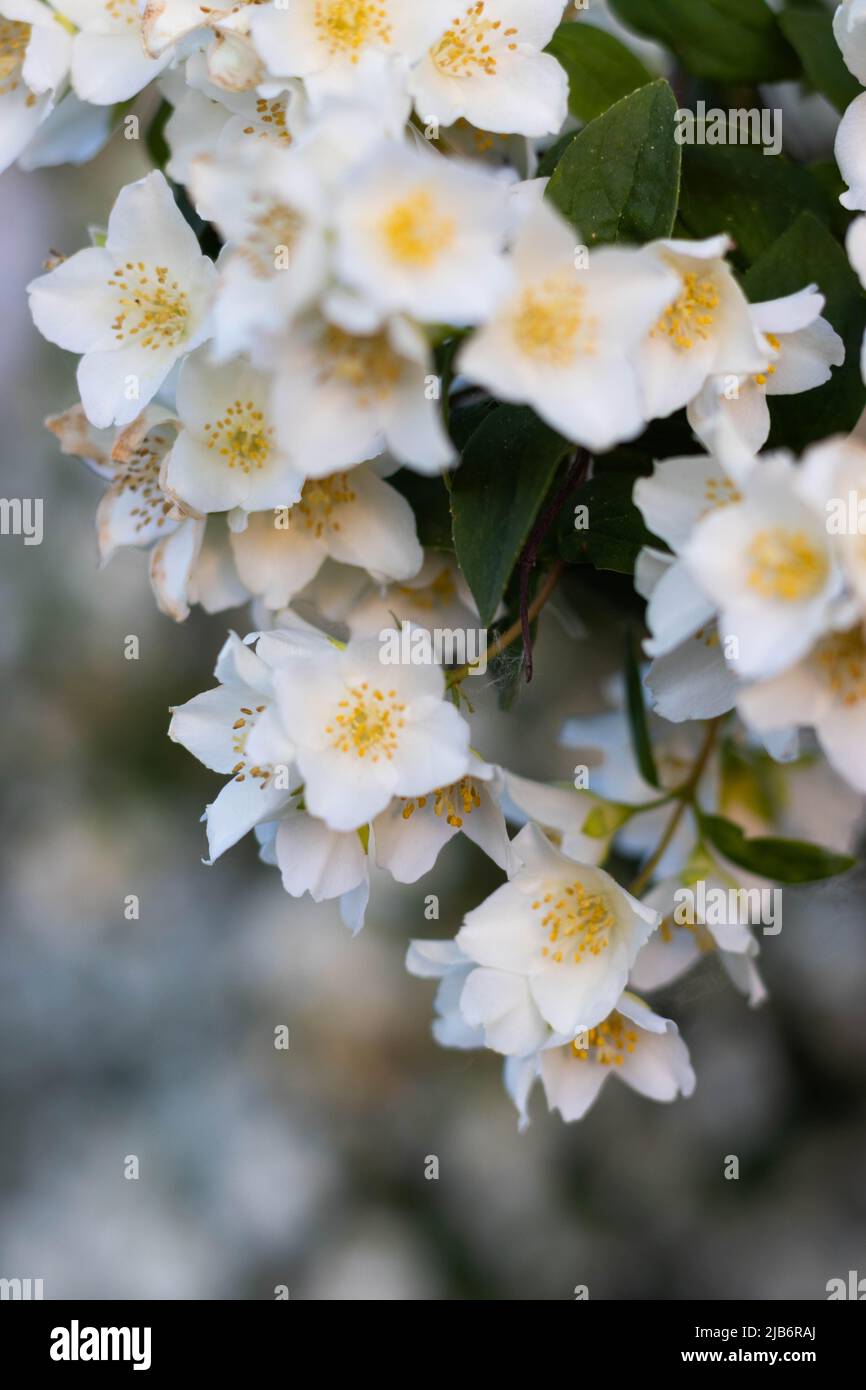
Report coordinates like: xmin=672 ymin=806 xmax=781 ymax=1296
xmin=12 ymin=2 xmax=866 ymax=1125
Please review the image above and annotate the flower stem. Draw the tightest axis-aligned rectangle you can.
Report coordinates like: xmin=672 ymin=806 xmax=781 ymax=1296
xmin=446 ymin=558 xmax=567 ymax=687
xmin=627 ymin=717 xmax=723 ymax=899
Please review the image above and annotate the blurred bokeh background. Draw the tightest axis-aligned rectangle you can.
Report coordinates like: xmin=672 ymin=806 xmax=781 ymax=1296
xmin=3 ymin=118 xmax=866 ymax=1303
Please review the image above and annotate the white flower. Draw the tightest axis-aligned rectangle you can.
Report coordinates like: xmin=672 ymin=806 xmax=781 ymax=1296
xmin=45 ymin=401 xmax=249 ymax=620
xmin=373 ymin=760 xmax=516 ymax=882
xmin=162 ymin=53 xmax=302 ymax=184
xmin=501 ymin=770 xmax=608 ymax=867
xmin=405 ymin=939 xmax=485 ymax=1049
xmin=169 ymin=627 xmax=331 ymax=860
xmin=63 ymin=0 xmax=173 ymax=105
xmin=0 ymin=0 xmax=71 ymax=172
xmin=342 ymin=551 xmax=484 ymax=638
xmin=228 ymin=465 xmax=423 ymax=609
xmin=634 ymin=453 xmax=738 ymax=659
xmin=681 ymin=452 xmax=845 ymax=680
xmin=28 ymin=170 xmax=216 ymax=428
xmin=333 ymin=141 xmax=511 ymax=326
xmin=687 ymin=287 xmax=844 ymax=479
xmin=249 ymin=0 xmax=453 ymax=90
xmin=737 ymin=622 xmax=866 ymax=793
xmin=458 ymin=200 xmax=680 ymax=451
xmin=456 ymin=823 xmax=659 ymax=1048
xmin=188 ymin=143 xmax=329 ymax=362
xmin=505 ymin=991 xmax=695 ymax=1127
xmin=162 ymin=346 xmax=306 ymax=519
xmin=835 ymin=0 xmax=866 ymax=81
xmin=836 ymin=91 xmax=866 ymax=211
xmin=799 ymin=433 xmax=866 ymax=604
xmin=268 ymin=635 xmax=473 ymax=830
xmin=269 ymin=313 xmax=455 ymax=477
xmin=630 ymin=877 xmax=766 ymax=1009
xmin=634 ymin=234 xmax=769 ymax=419
xmin=256 ymin=810 xmax=371 ymax=934
xmin=408 ymin=0 xmax=568 ymax=138
xmin=143 ymin=0 xmax=264 ymax=92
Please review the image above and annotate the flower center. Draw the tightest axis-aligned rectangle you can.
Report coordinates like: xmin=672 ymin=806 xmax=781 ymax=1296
xmin=317 ymin=326 xmax=403 ymax=402
xmin=314 ymin=0 xmax=391 ymax=59
xmin=243 ymin=202 xmax=306 ymax=276
xmin=813 ymin=627 xmax=866 ymax=706
xmin=533 ymin=880 xmax=615 ymax=965
xmin=380 ymin=190 xmax=456 ymax=268
xmin=653 ymin=269 xmax=719 ymax=351
xmin=204 ymin=399 xmax=272 ymax=473
xmin=571 ymin=1013 xmax=637 ymax=1066
xmin=0 ymin=19 xmax=30 ymax=99
xmin=108 ymin=263 xmax=190 ymax=351
xmin=241 ymin=97 xmax=292 ymax=143
xmin=701 ymin=474 xmax=742 ymax=516
xmin=105 ymin=0 xmax=138 ymax=28
xmin=230 ymin=702 xmax=273 ymax=786
xmin=114 ymin=426 xmax=177 ymax=534
xmin=325 ymin=681 xmax=407 ymax=761
xmin=754 ymin=332 xmax=780 ymax=387
xmin=746 ymin=527 xmax=828 ymax=602
xmin=430 ymin=2 xmax=519 ymax=77
xmin=401 ymin=777 xmax=481 ymax=827
xmin=295 ymin=473 xmax=357 ymax=537
xmin=513 ymin=277 xmax=596 ymax=366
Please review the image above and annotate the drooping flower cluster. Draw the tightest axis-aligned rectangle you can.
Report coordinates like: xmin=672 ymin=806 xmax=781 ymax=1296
xmin=11 ymin=1 xmax=866 ymax=1126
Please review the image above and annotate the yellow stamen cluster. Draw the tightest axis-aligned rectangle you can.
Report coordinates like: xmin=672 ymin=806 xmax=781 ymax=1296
xmin=654 ymin=270 xmax=719 ymax=351
xmin=0 ymin=19 xmax=30 ymax=99
xmin=430 ymin=2 xmax=518 ymax=77
xmin=242 ymin=97 xmax=291 ymax=142
xmin=813 ymin=627 xmax=866 ymax=707
xmin=754 ymin=331 xmax=781 ymax=387
xmin=401 ymin=777 xmax=481 ymax=828
xmin=746 ymin=527 xmax=828 ymax=602
xmin=571 ymin=1013 xmax=637 ymax=1067
xmin=115 ymin=429 xmax=174 ymax=535
xmin=381 ymin=190 xmax=456 ymax=268
xmin=230 ymin=703 xmax=271 ymax=786
xmin=203 ymin=400 xmax=272 ymax=473
xmin=326 ymin=681 xmax=406 ymax=761
xmin=108 ymin=263 xmax=189 ymax=351
xmin=295 ymin=473 xmax=357 ymax=537
xmin=314 ymin=0 xmax=391 ymax=61
xmin=533 ymin=880 xmax=616 ymax=965
xmin=242 ymin=202 xmax=305 ymax=276
xmin=702 ymin=475 xmax=742 ymax=516
xmin=513 ymin=276 xmax=596 ymax=367
xmin=105 ymin=0 xmax=138 ymax=27
xmin=317 ymin=326 xmax=403 ymax=404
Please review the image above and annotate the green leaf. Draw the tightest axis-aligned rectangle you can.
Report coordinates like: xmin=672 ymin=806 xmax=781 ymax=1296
xmin=698 ymin=812 xmax=856 ymax=883
xmin=743 ymin=212 xmax=866 ymax=447
xmin=389 ymin=471 xmax=454 ymax=552
xmin=608 ymin=0 xmax=799 ymax=84
xmin=536 ymin=130 xmax=578 ymax=179
xmin=560 ymin=473 xmax=659 ymax=574
xmin=677 ymin=140 xmax=835 ymax=267
xmin=450 ymin=407 xmax=572 ymax=627
xmin=779 ymin=6 xmax=862 ymax=113
xmin=546 ymin=22 xmax=653 ymax=124
xmin=624 ymin=632 xmax=660 ymax=788
xmin=547 ymin=78 xmax=681 ymax=246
